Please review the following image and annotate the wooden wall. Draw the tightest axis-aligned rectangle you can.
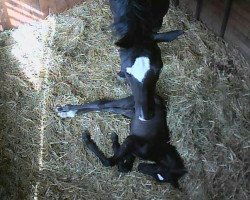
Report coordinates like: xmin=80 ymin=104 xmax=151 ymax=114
xmin=178 ymin=0 xmax=250 ymax=64
xmin=0 ymin=0 xmax=84 ymax=31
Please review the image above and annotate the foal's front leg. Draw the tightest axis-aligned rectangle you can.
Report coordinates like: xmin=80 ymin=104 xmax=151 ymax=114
xmin=108 ymin=135 xmax=136 ymax=166
xmin=111 ymin=133 xmax=135 ymax=173
xmin=56 ymin=96 xmax=134 ymax=118
xmin=82 ymin=131 xmax=111 ymax=167
xmin=82 ymin=131 xmax=135 ymax=167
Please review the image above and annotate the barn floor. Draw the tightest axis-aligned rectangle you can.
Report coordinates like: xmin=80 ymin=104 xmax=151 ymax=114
xmin=0 ymin=0 xmax=249 ymax=199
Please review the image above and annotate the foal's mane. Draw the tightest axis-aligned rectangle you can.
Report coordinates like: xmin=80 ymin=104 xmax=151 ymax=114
xmin=111 ymin=0 xmax=154 ymax=47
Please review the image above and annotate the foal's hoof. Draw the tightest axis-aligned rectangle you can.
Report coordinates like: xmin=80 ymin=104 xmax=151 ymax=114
xmin=56 ymin=105 xmax=77 ymax=118
xmin=82 ymin=131 xmax=91 ymax=143
xmin=111 ymin=132 xmax=118 ymax=142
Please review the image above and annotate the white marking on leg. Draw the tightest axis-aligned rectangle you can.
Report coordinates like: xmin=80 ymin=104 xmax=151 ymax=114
xmin=58 ymin=110 xmax=77 ymax=118
xmin=126 ymin=57 xmax=150 ymax=82
xmin=157 ymin=174 xmax=164 ymax=181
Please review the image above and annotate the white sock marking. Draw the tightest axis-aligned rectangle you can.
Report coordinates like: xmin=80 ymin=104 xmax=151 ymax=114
xmin=157 ymin=174 xmax=164 ymax=181
xmin=58 ymin=110 xmax=77 ymax=118
xmin=126 ymin=57 xmax=150 ymax=82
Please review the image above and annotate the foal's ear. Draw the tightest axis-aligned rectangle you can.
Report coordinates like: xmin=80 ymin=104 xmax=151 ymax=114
xmin=153 ymin=30 xmax=184 ymax=43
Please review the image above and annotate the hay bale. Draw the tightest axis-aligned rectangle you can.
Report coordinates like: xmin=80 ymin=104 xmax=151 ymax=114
xmin=0 ymin=0 xmax=249 ymax=199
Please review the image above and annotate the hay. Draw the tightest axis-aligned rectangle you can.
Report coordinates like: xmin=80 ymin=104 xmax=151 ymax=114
xmin=0 ymin=0 xmax=249 ymax=199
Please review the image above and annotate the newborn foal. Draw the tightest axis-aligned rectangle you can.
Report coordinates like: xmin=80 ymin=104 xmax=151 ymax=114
xmin=56 ymin=95 xmax=187 ymax=188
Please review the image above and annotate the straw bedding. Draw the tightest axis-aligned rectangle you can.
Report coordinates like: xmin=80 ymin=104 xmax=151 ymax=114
xmin=0 ymin=0 xmax=249 ymax=199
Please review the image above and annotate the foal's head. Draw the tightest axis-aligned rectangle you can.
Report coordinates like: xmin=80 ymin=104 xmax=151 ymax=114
xmin=125 ymin=42 xmax=163 ymax=121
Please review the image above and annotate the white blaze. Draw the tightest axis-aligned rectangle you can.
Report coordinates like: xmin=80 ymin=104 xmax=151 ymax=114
xmin=126 ymin=57 xmax=150 ymax=82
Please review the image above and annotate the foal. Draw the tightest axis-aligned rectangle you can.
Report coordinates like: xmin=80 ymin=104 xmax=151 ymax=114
xmin=109 ymin=0 xmax=184 ymax=120
xmin=56 ymin=95 xmax=187 ymax=188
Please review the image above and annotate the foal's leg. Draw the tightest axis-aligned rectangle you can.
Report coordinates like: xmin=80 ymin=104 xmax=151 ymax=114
xmin=56 ymin=96 xmax=134 ymax=118
xmin=111 ymin=133 xmax=135 ymax=173
xmin=120 ymin=154 xmax=136 ymax=172
xmin=138 ymin=163 xmax=183 ymax=189
xmin=82 ymin=131 xmax=111 ymax=166
xmin=82 ymin=131 xmax=135 ymax=167
xmin=108 ymin=135 xmax=136 ymax=166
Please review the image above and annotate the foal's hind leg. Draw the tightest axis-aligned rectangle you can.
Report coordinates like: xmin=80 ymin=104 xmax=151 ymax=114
xmin=111 ymin=133 xmax=135 ymax=173
xmin=56 ymin=96 xmax=135 ymax=118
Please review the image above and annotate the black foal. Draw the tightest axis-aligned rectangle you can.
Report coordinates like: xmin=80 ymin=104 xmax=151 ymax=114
xmin=56 ymin=95 xmax=187 ymax=188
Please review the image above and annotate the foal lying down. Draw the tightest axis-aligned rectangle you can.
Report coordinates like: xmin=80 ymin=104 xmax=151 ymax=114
xmin=56 ymin=95 xmax=187 ymax=188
